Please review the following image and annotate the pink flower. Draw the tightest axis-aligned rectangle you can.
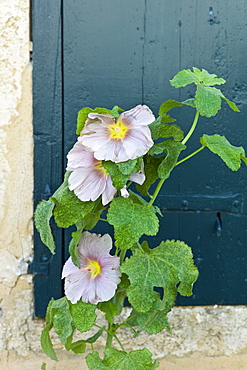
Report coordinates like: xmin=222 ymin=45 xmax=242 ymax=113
xmin=79 ymin=105 xmax=155 ymax=163
xmin=66 ymin=141 xmax=145 ymax=205
xmin=62 ymin=232 xmax=121 ymax=305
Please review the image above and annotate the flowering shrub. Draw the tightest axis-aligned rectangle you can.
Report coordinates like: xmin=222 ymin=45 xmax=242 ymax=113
xmin=35 ymin=68 xmax=246 ymax=369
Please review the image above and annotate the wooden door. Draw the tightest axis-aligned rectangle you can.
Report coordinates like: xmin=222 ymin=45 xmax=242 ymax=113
xmin=33 ymin=0 xmax=247 ymax=317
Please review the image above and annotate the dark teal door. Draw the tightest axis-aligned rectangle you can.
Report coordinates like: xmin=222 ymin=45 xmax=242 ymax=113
xmin=33 ymin=1 xmax=247 ymax=317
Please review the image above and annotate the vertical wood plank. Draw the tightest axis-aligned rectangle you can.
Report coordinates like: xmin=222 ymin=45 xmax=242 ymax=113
xmin=32 ymin=0 xmax=63 ymax=317
xmin=63 ymin=0 xmax=146 ymax=154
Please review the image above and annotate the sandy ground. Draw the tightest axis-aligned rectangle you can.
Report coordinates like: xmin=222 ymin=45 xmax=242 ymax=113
xmin=1 ymin=351 xmax=247 ymax=370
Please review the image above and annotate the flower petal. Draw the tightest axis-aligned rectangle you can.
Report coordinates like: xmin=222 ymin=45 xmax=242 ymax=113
xmin=120 ymin=186 xmax=129 ymax=198
xmin=78 ymin=232 xmax=113 ymax=260
xmin=101 ymin=176 xmax=117 ymax=205
xmin=120 ymin=104 xmax=155 ymax=127
xmin=66 ymin=142 xmax=96 ymax=171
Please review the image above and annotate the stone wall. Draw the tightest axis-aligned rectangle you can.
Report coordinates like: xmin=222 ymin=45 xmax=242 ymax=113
xmin=1 ymin=0 xmax=247 ymax=366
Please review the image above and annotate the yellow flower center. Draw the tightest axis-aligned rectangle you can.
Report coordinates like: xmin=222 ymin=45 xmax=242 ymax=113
xmin=95 ymin=161 xmax=108 ymax=175
xmin=109 ymin=120 xmax=128 ymax=139
xmin=86 ymin=260 xmax=101 ymax=279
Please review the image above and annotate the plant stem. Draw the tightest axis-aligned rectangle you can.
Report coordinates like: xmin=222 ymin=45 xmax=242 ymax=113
xmin=113 ymin=334 xmax=125 ymax=351
xmin=175 ymin=145 xmax=205 ymax=166
xmin=119 ymin=249 xmax=126 ymax=264
xmin=182 ymin=110 xmax=200 ymax=145
xmin=147 ymin=178 xmax=165 ymax=208
xmin=99 ymin=218 xmax=108 ymax=222
xmin=106 ymin=323 xmax=113 ymax=349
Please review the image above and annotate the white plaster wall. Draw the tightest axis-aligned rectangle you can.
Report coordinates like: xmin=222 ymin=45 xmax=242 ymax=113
xmin=0 ymin=0 xmax=247 ymax=366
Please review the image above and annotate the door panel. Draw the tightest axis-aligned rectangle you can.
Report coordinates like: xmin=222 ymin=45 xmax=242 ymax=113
xmin=62 ymin=0 xmax=247 ymax=304
xmin=33 ymin=0 xmax=247 ymax=316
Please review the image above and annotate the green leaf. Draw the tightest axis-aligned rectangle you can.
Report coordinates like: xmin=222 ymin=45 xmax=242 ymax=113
xmin=111 ymin=105 xmax=124 ymax=117
xmin=68 ymin=223 xmax=82 ymax=268
xmin=41 ymin=324 xmax=58 ymax=361
xmin=158 ymin=140 xmax=186 ymax=179
xmin=51 ymin=172 xmax=96 ymax=228
xmin=76 ymin=107 xmax=94 ymax=134
xmin=71 ymin=300 xmax=97 ymax=332
xmin=128 ymin=190 xmax=161 ymax=216
xmin=149 ymin=117 xmax=184 ymax=142
xmin=45 ymin=298 xmax=56 ymax=325
xmin=158 ymin=99 xmax=185 ymax=116
xmin=149 ymin=101 xmax=184 ymax=142
xmin=98 ymin=301 xmax=118 ymax=324
xmin=195 ymin=85 xmax=239 ymax=117
xmin=220 ymin=95 xmax=240 ymax=112
xmin=170 ymin=68 xmax=198 ymax=87
xmin=121 ymin=240 xmax=198 ymax=313
xmin=192 ymin=67 xmax=226 ymax=86
xmin=70 ymin=340 xmax=87 ymax=354
xmin=86 ymin=348 xmax=159 ymax=370
xmin=76 ymin=106 xmax=116 ymax=134
xmin=107 ymin=197 xmax=159 ymax=250
xmin=102 ymin=161 xmax=131 ymax=190
xmin=86 ymin=329 xmax=103 ymax=344
xmin=182 ymin=98 xmax=196 ymax=108
xmin=129 ymin=306 xmax=170 ymax=335
xmin=195 ymin=84 xmax=222 ymax=117
xmin=52 ymin=297 xmax=73 ymax=345
xmin=170 ymin=67 xmax=225 ymax=88
xmin=34 ymin=200 xmax=56 ymax=254
xmin=200 ymin=134 xmax=246 ymax=171
xmin=102 ymin=159 xmax=142 ymax=190
xmin=136 ymin=155 xmax=163 ymax=197
xmin=170 ymin=68 xmax=239 ymax=116
xmin=82 ymin=198 xmax=105 ymax=230
xmin=117 ymin=157 xmax=142 ymax=175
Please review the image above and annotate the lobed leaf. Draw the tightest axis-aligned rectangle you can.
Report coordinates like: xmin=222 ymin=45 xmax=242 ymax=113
xmin=158 ymin=140 xmax=186 ymax=179
xmin=170 ymin=67 xmax=239 ymax=117
xmin=34 ymin=200 xmax=55 ymax=254
xmin=149 ymin=117 xmax=184 ymax=141
xmin=192 ymin=67 xmax=226 ymax=86
xmin=70 ymin=300 xmax=97 ymax=332
xmin=107 ymin=197 xmax=159 ymax=250
xmin=102 ymin=158 xmax=142 ymax=190
xmin=102 ymin=161 xmax=131 ymax=190
xmin=195 ymin=84 xmax=222 ymax=117
xmin=121 ymin=240 xmax=199 ymax=313
xmin=200 ymin=134 xmax=246 ymax=171
xmin=86 ymin=348 xmax=159 ymax=370
xmin=170 ymin=69 xmax=198 ymax=88
xmin=170 ymin=67 xmax=225 ymax=88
